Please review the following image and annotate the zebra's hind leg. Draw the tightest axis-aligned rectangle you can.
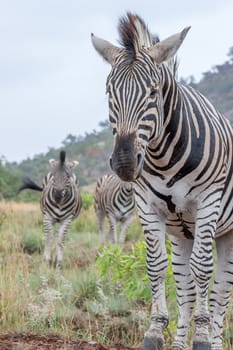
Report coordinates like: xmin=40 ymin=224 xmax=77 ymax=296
xmin=209 ymin=230 xmax=233 ymax=350
xmin=43 ymin=215 xmax=54 ymax=266
xmin=55 ymin=218 xmax=72 ymax=269
xmin=170 ymin=237 xmax=195 ymax=350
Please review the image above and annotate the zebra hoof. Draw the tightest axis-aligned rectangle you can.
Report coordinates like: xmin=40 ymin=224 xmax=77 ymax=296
xmin=141 ymin=336 xmax=163 ymax=350
xmin=192 ymin=341 xmax=211 ymax=350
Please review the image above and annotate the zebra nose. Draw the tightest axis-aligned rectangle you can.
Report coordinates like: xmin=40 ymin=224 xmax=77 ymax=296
xmin=54 ymin=190 xmax=63 ymax=203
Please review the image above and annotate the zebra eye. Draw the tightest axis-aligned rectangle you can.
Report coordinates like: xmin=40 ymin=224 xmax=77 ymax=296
xmin=112 ymin=128 xmax=117 ymax=135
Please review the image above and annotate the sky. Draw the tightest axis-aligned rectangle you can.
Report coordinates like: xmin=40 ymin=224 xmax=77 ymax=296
xmin=1 ymin=0 xmax=233 ymax=163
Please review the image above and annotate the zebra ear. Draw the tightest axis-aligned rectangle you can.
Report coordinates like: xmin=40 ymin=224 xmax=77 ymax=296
xmin=49 ymin=159 xmax=56 ymax=168
xmin=148 ymin=27 xmax=191 ymax=64
xmin=91 ymin=33 xmax=121 ymax=65
xmin=69 ymin=160 xmax=79 ymax=168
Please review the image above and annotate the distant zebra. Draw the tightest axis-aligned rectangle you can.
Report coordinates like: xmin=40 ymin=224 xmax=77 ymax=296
xmin=19 ymin=151 xmax=82 ymax=268
xmin=94 ymin=174 xmax=136 ymax=243
xmin=92 ymin=13 xmax=233 ymax=350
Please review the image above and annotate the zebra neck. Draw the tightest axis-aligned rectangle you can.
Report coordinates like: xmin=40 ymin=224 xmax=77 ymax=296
xmin=146 ymin=66 xmax=190 ymax=171
xmin=161 ymin=65 xmax=180 ymax=122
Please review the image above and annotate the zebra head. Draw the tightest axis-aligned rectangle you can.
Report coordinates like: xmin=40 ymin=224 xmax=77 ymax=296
xmin=92 ymin=13 xmax=190 ymax=181
xmin=49 ymin=151 xmax=79 ymax=203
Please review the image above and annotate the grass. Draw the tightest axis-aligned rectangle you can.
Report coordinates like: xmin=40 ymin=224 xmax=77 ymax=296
xmin=0 ymin=201 xmax=232 ymax=349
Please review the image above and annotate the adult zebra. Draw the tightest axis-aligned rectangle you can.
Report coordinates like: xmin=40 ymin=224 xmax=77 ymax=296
xmin=91 ymin=13 xmax=233 ymax=350
xmin=94 ymin=173 xmax=136 ymax=243
xmin=19 ymin=151 xmax=82 ymax=268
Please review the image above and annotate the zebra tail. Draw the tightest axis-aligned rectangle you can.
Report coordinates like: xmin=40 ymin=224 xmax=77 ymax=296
xmin=18 ymin=176 xmax=43 ymax=193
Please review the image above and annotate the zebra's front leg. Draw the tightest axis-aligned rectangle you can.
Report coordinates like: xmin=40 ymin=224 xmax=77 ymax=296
xmin=171 ymin=237 xmax=195 ymax=350
xmin=97 ymin=211 xmax=105 ymax=243
xmin=118 ymin=215 xmax=133 ymax=244
xmin=43 ymin=215 xmax=54 ymax=266
xmin=190 ymin=200 xmax=221 ymax=350
xmin=107 ymin=214 xmax=117 ymax=243
xmin=55 ymin=218 xmax=72 ymax=269
xmin=141 ymin=219 xmax=168 ymax=350
xmin=210 ymin=230 xmax=233 ymax=350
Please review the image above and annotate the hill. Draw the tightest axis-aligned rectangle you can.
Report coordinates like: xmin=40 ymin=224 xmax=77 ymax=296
xmin=1 ymin=50 xmax=233 ymax=200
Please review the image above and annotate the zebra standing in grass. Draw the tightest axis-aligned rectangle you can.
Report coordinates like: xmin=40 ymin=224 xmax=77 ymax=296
xmin=94 ymin=173 xmax=136 ymax=244
xmin=91 ymin=13 xmax=233 ymax=350
xmin=19 ymin=151 xmax=82 ymax=268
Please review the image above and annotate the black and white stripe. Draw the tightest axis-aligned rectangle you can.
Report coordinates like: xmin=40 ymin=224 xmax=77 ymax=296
xmin=94 ymin=173 xmax=136 ymax=243
xmin=19 ymin=150 xmax=82 ymax=268
xmin=92 ymin=13 xmax=233 ymax=350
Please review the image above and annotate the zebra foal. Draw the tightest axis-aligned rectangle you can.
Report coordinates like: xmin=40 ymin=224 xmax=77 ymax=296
xmin=94 ymin=173 xmax=136 ymax=243
xmin=19 ymin=150 xmax=82 ymax=268
xmin=92 ymin=13 xmax=233 ymax=350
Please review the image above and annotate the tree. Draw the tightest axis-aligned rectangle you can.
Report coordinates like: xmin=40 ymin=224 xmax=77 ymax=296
xmin=227 ymin=47 xmax=233 ymax=64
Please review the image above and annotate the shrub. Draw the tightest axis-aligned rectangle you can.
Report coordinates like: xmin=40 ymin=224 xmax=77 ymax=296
xmin=20 ymin=231 xmax=44 ymax=254
xmin=81 ymin=192 xmax=94 ymax=210
xmin=96 ymin=241 xmax=151 ymax=301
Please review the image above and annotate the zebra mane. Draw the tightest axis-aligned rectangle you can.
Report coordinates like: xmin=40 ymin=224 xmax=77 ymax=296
xmin=59 ymin=150 xmax=66 ymax=166
xmin=118 ymin=13 xmax=177 ymax=76
xmin=118 ymin=13 xmax=155 ymax=61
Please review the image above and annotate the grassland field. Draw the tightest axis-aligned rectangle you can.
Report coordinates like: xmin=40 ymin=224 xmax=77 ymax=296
xmin=0 ymin=200 xmax=232 ymax=349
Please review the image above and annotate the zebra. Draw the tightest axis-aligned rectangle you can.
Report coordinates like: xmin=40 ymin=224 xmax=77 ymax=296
xmin=91 ymin=13 xmax=233 ymax=350
xmin=19 ymin=150 xmax=82 ymax=268
xmin=94 ymin=173 xmax=136 ymax=244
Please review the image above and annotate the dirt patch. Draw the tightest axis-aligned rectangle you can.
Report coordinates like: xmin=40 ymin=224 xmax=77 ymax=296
xmin=0 ymin=333 xmax=140 ymax=350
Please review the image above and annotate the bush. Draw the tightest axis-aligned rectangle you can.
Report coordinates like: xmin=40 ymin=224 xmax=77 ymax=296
xmin=96 ymin=240 xmax=176 ymax=304
xmin=96 ymin=241 xmax=151 ymax=301
xmin=81 ymin=192 xmax=94 ymax=210
xmin=20 ymin=231 xmax=44 ymax=254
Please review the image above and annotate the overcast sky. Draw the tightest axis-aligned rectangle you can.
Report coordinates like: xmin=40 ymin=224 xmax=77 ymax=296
xmin=1 ymin=0 xmax=233 ymax=162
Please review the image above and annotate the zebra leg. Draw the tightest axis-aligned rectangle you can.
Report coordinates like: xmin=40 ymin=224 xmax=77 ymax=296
xmin=170 ymin=237 xmax=195 ymax=350
xmin=97 ymin=211 xmax=105 ymax=243
xmin=189 ymin=203 xmax=221 ymax=350
xmin=210 ymin=230 xmax=233 ymax=350
xmin=43 ymin=215 xmax=54 ymax=266
xmin=107 ymin=214 xmax=117 ymax=243
xmin=55 ymin=218 xmax=72 ymax=269
xmin=118 ymin=215 xmax=133 ymax=244
xmin=141 ymin=218 xmax=168 ymax=350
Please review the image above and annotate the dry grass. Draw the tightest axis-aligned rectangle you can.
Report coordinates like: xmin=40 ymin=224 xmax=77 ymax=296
xmin=0 ymin=201 xmax=232 ymax=350
xmin=0 ymin=201 xmax=40 ymax=213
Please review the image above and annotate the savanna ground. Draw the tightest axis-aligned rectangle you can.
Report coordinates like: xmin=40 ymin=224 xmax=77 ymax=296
xmin=0 ymin=199 xmax=232 ymax=350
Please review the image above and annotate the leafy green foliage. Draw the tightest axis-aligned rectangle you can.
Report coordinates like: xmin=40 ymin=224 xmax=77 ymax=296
xmin=81 ymin=192 xmax=94 ymax=210
xmin=20 ymin=230 xmax=44 ymax=254
xmin=96 ymin=242 xmax=151 ymax=301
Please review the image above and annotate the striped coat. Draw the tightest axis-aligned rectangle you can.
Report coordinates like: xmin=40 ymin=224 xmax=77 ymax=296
xmin=19 ymin=151 xmax=82 ymax=268
xmin=94 ymin=174 xmax=136 ymax=243
xmin=92 ymin=13 xmax=233 ymax=350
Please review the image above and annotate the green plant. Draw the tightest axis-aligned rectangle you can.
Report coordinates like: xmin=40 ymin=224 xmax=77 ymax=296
xmin=20 ymin=230 xmax=44 ymax=254
xmin=81 ymin=192 xmax=94 ymax=210
xmin=96 ymin=241 xmax=151 ymax=301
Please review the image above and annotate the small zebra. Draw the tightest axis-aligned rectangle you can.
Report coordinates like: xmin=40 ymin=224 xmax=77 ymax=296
xmin=19 ymin=150 xmax=82 ymax=268
xmin=92 ymin=13 xmax=233 ymax=350
xmin=94 ymin=174 xmax=136 ymax=243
